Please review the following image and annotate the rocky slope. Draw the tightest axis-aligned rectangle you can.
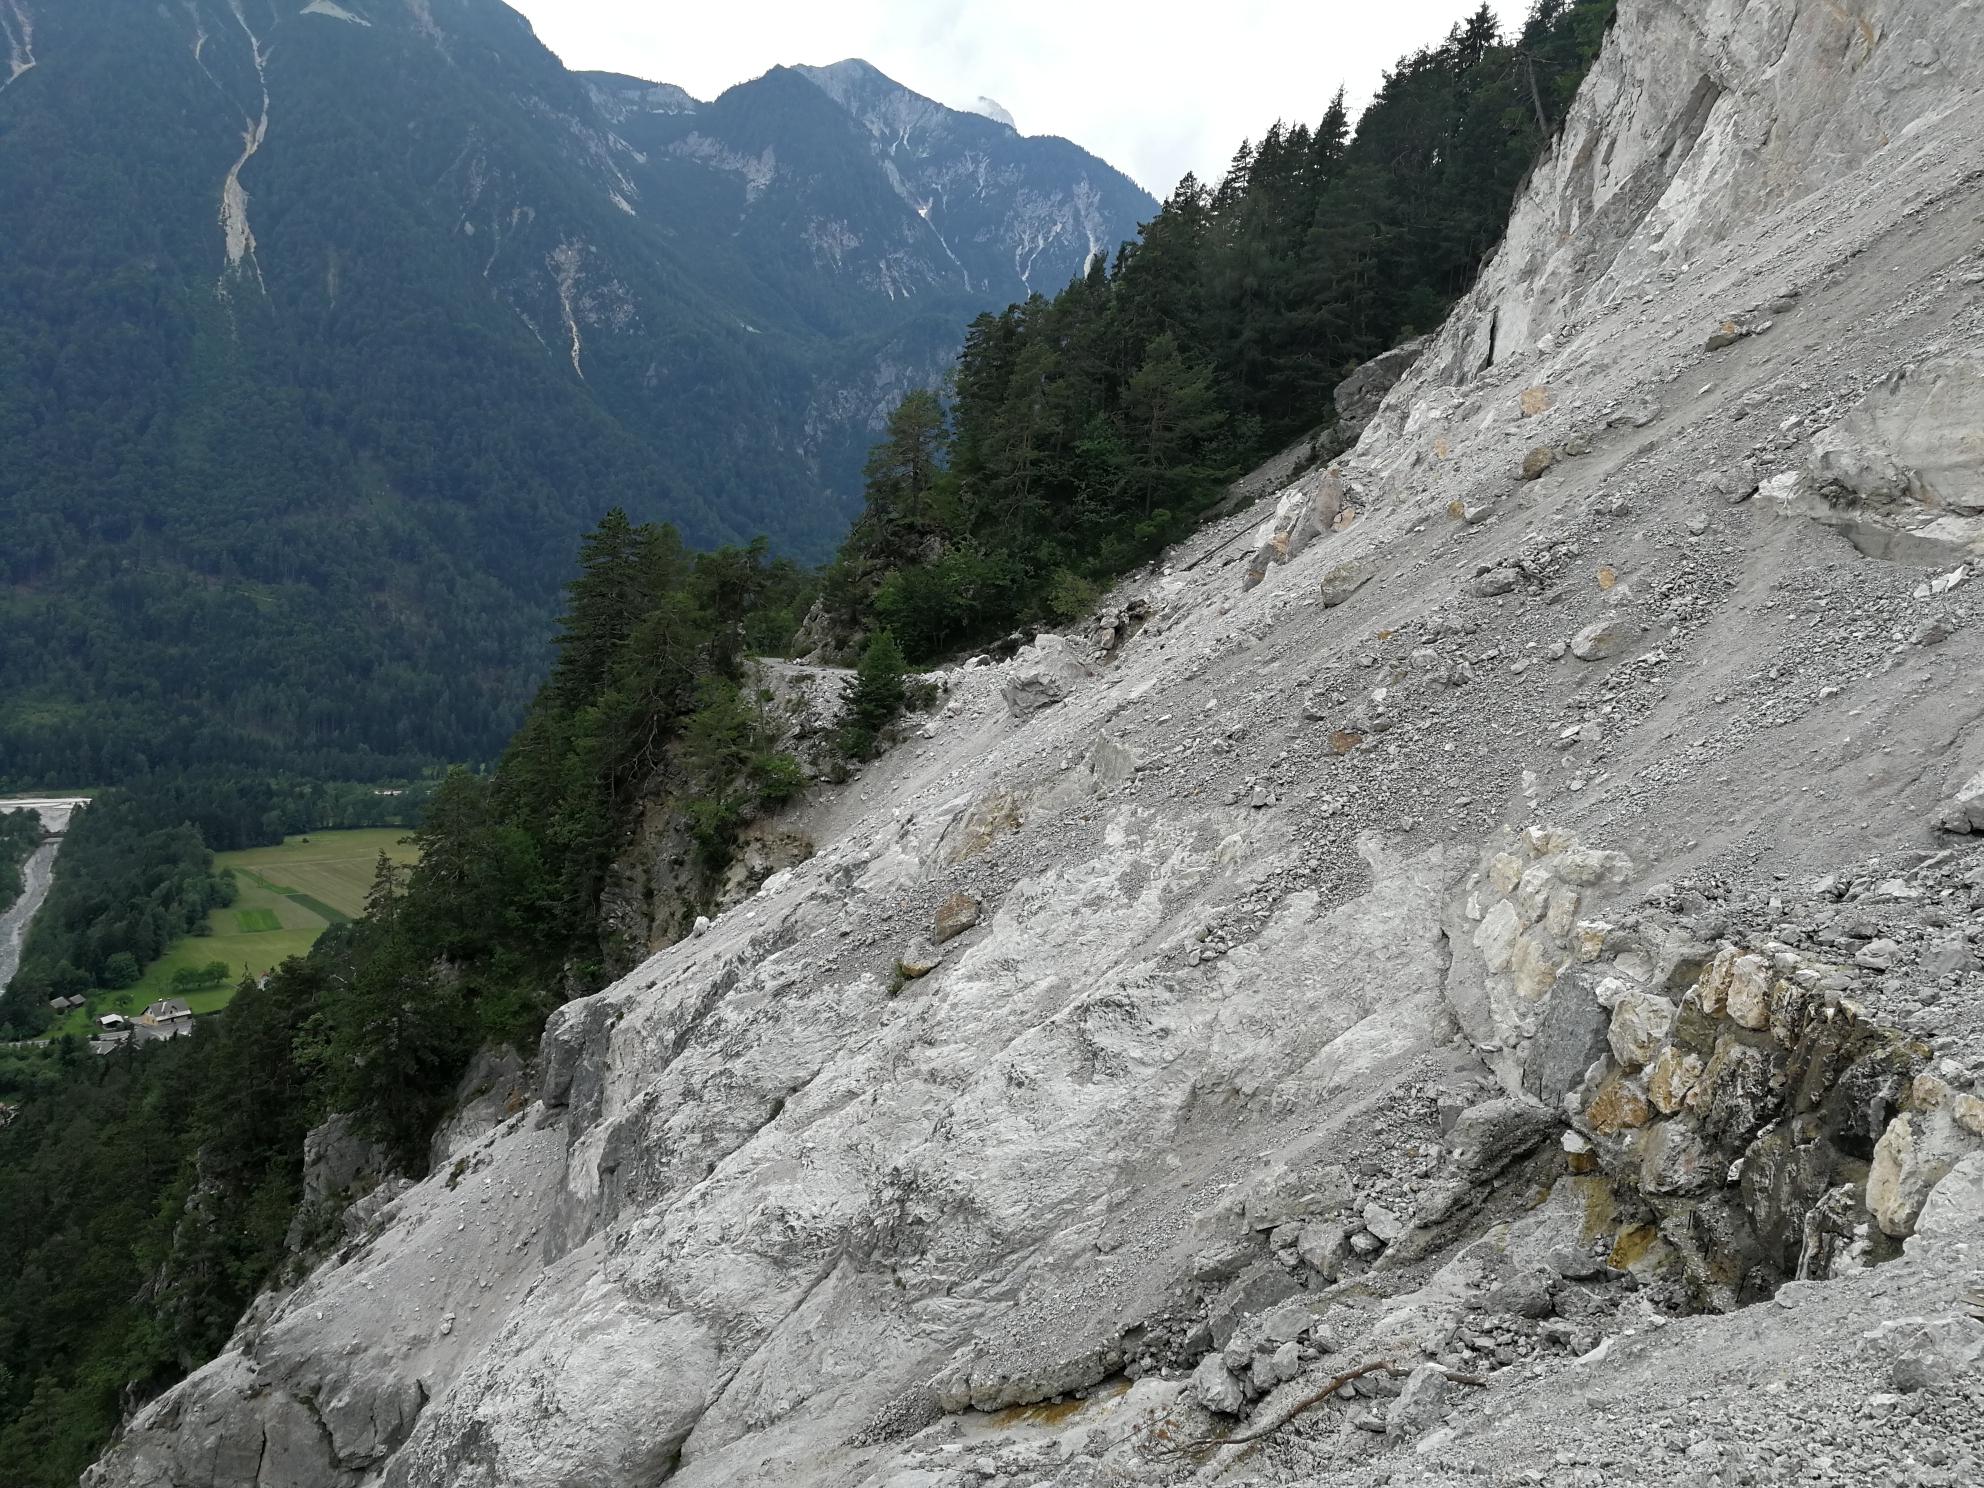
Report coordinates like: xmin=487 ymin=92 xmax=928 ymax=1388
xmin=86 ymin=2 xmax=1984 ymax=1485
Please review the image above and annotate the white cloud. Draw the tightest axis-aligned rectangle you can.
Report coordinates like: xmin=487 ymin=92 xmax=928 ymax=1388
xmin=510 ymin=0 xmax=1533 ymax=196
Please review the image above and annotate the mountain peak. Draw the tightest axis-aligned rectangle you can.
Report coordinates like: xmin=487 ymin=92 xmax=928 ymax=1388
xmin=963 ymin=95 xmax=1016 ymax=130
xmin=791 ymin=56 xmax=922 ymax=112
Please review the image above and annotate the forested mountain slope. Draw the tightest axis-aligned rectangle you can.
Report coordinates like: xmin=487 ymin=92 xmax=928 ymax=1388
xmin=0 ymin=0 xmax=1150 ymax=785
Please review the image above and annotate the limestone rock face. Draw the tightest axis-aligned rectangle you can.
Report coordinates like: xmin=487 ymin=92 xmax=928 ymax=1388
xmin=95 ymin=809 xmax=1455 ymax=1487
xmin=1370 ymin=0 xmax=1984 ymax=417
xmin=430 ymin=1047 xmax=530 ymax=1167
xmin=299 ymin=1113 xmax=389 ymax=1208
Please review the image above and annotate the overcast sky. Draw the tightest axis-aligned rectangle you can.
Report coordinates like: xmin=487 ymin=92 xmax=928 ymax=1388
xmin=510 ymin=0 xmax=1531 ymax=197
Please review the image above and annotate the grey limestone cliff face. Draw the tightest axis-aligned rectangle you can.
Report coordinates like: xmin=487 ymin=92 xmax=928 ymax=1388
xmin=88 ymin=3 xmax=1984 ymax=1485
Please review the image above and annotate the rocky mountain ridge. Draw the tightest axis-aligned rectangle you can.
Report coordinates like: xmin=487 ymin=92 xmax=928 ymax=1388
xmin=0 ymin=0 xmax=1151 ymax=778
xmin=85 ymin=2 xmax=1984 ymax=1485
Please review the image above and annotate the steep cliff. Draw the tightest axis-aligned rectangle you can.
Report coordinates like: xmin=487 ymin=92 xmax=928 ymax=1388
xmin=87 ymin=3 xmax=1984 ymax=1484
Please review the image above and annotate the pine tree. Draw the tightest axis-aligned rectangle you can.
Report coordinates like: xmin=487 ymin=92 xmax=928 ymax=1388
xmin=548 ymin=509 xmax=651 ymax=708
xmin=839 ymin=631 xmax=910 ymax=760
xmin=1123 ymin=334 xmax=1229 ymax=520
xmin=848 ymin=391 xmax=949 ymax=569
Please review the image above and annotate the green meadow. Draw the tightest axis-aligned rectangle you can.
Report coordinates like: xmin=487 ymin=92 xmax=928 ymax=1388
xmin=45 ymin=829 xmax=418 ymax=1039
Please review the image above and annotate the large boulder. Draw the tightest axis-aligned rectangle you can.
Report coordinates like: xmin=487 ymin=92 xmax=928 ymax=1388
xmin=932 ymin=893 xmax=982 ymax=944
xmin=1000 ymin=634 xmax=1094 ymax=715
xmin=1334 ymin=336 xmax=1430 ymax=440
xmin=1868 ymin=1076 xmax=1984 ymax=1238
xmin=1776 ymin=354 xmax=1984 ymax=564
xmin=1932 ymin=765 xmax=1984 ymax=835
xmin=1243 ymin=470 xmax=1346 ymax=589
xmin=1639 ymin=1119 xmax=1714 ymax=1196
xmin=1317 ymin=557 xmax=1378 ymax=608
xmin=1820 ymin=355 xmax=1984 ymax=515
xmin=1448 ymin=1097 xmax=1558 ymax=1175
xmin=1386 ymin=1363 xmax=1449 ymax=1439
xmin=1190 ymin=1354 xmax=1248 ymax=1416
xmin=1911 ymin=1153 xmax=1984 ymax=1248
xmin=1606 ymin=991 xmax=1677 ymax=1070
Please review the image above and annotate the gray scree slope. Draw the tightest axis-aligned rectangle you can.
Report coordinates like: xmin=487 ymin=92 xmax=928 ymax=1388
xmin=87 ymin=1 xmax=1984 ymax=1485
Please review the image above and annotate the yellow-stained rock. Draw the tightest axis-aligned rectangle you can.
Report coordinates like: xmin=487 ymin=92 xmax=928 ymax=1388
xmin=1572 ymin=920 xmax=1613 ymax=964
xmin=1524 ymin=825 xmax=1577 ymax=858
xmin=948 ymin=790 xmax=1026 ymax=863
xmin=1695 ymin=948 xmax=1734 ymax=1017
xmin=1647 ymin=1046 xmax=1705 ymax=1114
xmin=1587 ymin=1071 xmax=1653 ymax=1135
xmin=1912 ymin=1072 xmax=1955 ymax=1112
xmin=1608 ymin=1224 xmax=1661 ymax=1271
xmin=1487 ymin=851 xmax=1524 ymax=895
xmin=1510 ymin=927 xmax=1567 ymax=1004
xmin=1723 ymin=953 xmax=1772 ymax=1030
xmin=1956 ymin=1094 xmax=1984 ymax=1139
xmin=1608 ymin=991 xmax=1677 ymax=1071
xmin=1551 ymin=847 xmax=1635 ymax=887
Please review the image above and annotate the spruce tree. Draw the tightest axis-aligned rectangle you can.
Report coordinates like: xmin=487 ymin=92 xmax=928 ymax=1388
xmin=839 ymin=631 xmax=910 ymax=760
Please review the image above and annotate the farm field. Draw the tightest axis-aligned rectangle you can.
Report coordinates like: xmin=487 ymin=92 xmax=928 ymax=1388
xmin=219 ymin=829 xmax=416 ymax=919
xmin=45 ymin=829 xmax=418 ymax=1040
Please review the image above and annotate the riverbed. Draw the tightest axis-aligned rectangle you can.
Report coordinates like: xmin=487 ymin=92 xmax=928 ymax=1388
xmin=0 ymin=798 xmax=88 ymax=993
